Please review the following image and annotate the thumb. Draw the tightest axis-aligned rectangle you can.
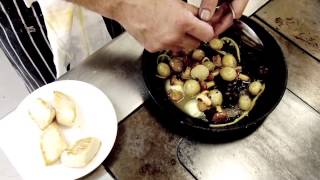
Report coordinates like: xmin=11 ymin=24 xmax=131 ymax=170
xmin=199 ymin=0 xmax=218 ymax=21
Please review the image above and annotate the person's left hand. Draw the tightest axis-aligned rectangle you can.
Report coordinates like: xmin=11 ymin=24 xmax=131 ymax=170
xmin=199 ymin=0 xmax=249 ymax=36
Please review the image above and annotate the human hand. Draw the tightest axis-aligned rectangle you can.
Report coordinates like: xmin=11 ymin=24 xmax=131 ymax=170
xmin=112 ymin=0 xmax=214 ymax=52
xmin=199 ymin=0 xmax=249 ymax=36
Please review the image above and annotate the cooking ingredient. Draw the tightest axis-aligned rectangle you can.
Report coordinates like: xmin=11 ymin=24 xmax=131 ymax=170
xmin=184 ymin=99 xmax=205 ymax=118
xmin=183 ymin=80 xmax=201 ymax=97
xmin=202 ymin=57 xmax=215 ymax=72
xmin=40 ymin=123 xmax=68 ymax=165
xmin=192 ymin=49 xmax=205 ymax=61
xmin=181 ymin=67 xmax=191 ymax=80
xmin=222 ymin=54 xmax=237 ymax=67
xmin=157 ymin=62 xmax=171 ymax=78
xmin=54 ymin=91 xmax=77 ymax=127
xmin=249 ymin=81 xmax=263 ymax=95
xmin=208 ymin=89 xmax=223 ymax=107
xmin=220 ymin=67 xmax=237 ymax=81
xmin=28 ymin=98 xmax=55 ymax=130
xmin=209 ymin=38 xmax=224 ymax=50
xmin=169 ymin=58 xmax=183 ymax=72
xmin=239 ymin=73 xmax=250 ymax=81
xmin=61 ymin=137 xmax=101 ymax=168
xmin=191 ymin=65 xmax=209 ymax=81
xmin=239 ymin=95 xmax=252 ymax=111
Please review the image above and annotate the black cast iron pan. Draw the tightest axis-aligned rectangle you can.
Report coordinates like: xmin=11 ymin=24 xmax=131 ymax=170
xmin=142 ymin=16 xmax=287 ymax=140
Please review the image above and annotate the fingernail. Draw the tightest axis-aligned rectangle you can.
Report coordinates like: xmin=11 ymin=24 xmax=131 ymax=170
xmin=200 ymin=9 xmax=211 ymax=21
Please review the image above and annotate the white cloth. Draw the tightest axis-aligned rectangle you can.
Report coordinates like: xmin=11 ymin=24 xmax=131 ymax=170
xmin=23 ymin=0 xmax=112 ymax=78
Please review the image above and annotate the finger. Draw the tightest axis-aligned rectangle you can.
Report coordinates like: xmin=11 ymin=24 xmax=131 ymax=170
xmin=185 ymin=3 xmax=199 ymax=16
xmin=199 ymin=0 xmax=218 ymax=21
xmin=178 ymin=35 xmax=201 ymax=50
xmin=185 ymin=13 xmax=215 ymax=42
xmin=210 ymin=3 xmax=228 ymax=25
xmin=231 ymin=0 xmax=249 ymax=19
xmin=213 ymin=13 xmax=233 ymax=36
xmin=169 ymin=46 xmax=183 ymax=53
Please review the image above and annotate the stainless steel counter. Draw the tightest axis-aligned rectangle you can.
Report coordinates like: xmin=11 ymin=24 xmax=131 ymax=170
xmin=178 ymin=90 xmax=320 ymax=180
xmin=60 ymin=33 xmax=148 ymax=122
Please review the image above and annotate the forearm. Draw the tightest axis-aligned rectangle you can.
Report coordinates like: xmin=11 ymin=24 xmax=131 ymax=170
xmin=67 ymin=0 xmax=119 ymax=20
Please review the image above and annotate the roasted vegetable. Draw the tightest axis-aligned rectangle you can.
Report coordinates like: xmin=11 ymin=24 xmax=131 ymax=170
xmin=183 ymin=79 xmax=201 ymax=97
xmin=220 ymin=67 xmax=237 ymax=81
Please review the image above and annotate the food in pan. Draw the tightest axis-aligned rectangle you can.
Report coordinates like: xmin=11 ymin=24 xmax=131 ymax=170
xmin=156 ymin=37 xmax=266 ymax=127
xmin=28 ymin=98 xmax=56 ymax=130
xmin=61 ymin=137 xmax=101 ymax=168
xmin=40 ymin=123 xmax=68 ymax=165
xmin=53 ymin=91 xmax=77 ymax=127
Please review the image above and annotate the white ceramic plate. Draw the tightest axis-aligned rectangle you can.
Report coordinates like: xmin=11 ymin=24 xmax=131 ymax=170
xmin=0 ymin=80 xmax=117 ymax=180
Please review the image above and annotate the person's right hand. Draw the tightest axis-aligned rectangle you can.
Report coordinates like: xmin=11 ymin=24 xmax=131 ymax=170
xmin=111 ymin=0 xmax=214 ymax=52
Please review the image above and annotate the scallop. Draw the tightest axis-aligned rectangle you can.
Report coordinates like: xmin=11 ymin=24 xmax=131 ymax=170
xmin=191 ymin=65 xmax=209 ymax=81
xmin=208 ymin=89 xmax=223 ymax=107
xmin=220 ymin=67 xmax=237 ymax=81
xmin=157 ymin=62 xmax=171 ymax=78
xmin=222 ymin=54 xmax=237 ymax=67
xmin=249 ymin=81 xmax=263 ymax=95
xmin=239 ymin=95 xmax=252 ymax=111
xmin=183 ymin=79 xmax=201 ymax=97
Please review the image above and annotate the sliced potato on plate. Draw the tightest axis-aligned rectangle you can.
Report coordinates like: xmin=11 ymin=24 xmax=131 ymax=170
xmin=28 ymin=98 xmax=55 ymax=130
xmin=61 ymin=137 xmax=101 ymax=168
xmin=53 ymin=91 xmax=77 ymax=127
xmin=40 ymin=123 xmax=68 ymax=165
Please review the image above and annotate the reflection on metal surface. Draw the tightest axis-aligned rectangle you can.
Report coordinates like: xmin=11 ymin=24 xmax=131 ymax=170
xmin=60 ymin=33 xmax=149 ymax=122
xmin=178 ymin=91 xmax=320 ymax=180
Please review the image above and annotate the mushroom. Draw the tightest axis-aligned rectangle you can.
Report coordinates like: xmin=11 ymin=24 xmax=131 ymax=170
xmin=169 ymin=58 xmax=184 ymax=72
xmin=168 ymin=90 xmax=184 ymax=102
xmin=212 ymin=112 xmax=228 ymax=123
xmin=212 ymin=55 xmax=222 ymax=67
xmin=170 ymin=75 xmax=184 ymax=86
xmin=196 ymin=91 xmax=212 ymax=107
xmin=165 ymin=80 xmax=184 ymax=102
xmin=181 ymin=67 xmax=191 ymax=80
xmin=208 ymin=89 xmax=223 ymax=107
